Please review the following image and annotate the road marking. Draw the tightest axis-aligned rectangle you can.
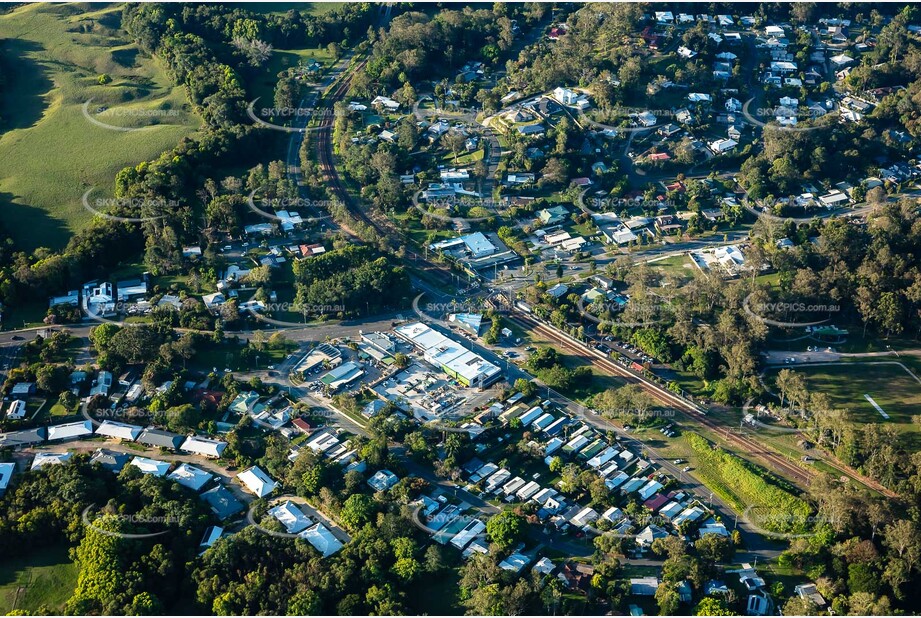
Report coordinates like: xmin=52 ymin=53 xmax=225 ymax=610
xmin=863 ymin=394 xmax=890 ymax=419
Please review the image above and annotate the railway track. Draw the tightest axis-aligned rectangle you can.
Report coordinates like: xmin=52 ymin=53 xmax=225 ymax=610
xmin=505 ymin=310 xmax=816 ymax=488
xmin=314 ymin=60 xmax=457 ymax=290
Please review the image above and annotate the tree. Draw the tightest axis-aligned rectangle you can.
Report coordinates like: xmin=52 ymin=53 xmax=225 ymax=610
xmin=696 ymin=533 xmax=734 ymax=563
xmin=695 ymin=597 xmax=734 ymax=615
xmin=486 ymin=510 xmax=525 ymax=550
xmin=340 ymin=494 xmax=375 ymax=531
xmin=514 ymin=378 xmax=535 ymax=397
xmin=656 ymin=582 xmax=680 ymax=615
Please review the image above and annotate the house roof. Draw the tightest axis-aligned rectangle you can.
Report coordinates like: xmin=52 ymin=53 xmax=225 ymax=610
xmin=47 ymin=420 xmax=93 ymax=441
xmin=238 ymin=466 xmax=277 ymax=497
xmin=96 ymin=420 xmax=143 ymax=441
xmin=201 ymin=486 xmax=245 ymax=520
xmin=137 ymin=428 xmax=184 ymax=449
xmin=0 ymin=427 xmax=47 ymax=448
xmin=168 ymin=463 xmax=213 ymax=491
xmin=300 ymin=522 xmax=344 ymax=557
xmin=269 ymin=500 xmax=312 ymax=534
xmin=31 ymin=452 xmax=72 ymax=470
xmin=90 ymin=448 xmax=131 ymax=473
xmin=130 ymin=456 xmax=171 ymax=477
xmin=180 ymin=436 xmax=227 ymax=458
xmin=0 ymin=462 xmax=15 ymax=491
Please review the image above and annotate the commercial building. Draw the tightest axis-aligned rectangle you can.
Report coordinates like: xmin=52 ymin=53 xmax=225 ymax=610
xmin=394 ymin=322 xmax=502 ymax=388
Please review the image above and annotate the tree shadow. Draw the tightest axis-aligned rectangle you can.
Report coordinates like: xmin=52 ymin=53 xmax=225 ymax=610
xmin=0 ymin=38 xmax=55 ymax=132
xmin=0 ymin=190 xmax=71 ymax=252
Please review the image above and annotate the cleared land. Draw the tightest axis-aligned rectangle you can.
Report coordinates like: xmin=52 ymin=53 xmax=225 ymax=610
xmin=0 ymin=4 xmax=199 ymax=251
xmin=0 ymin=545 xmax=77 ymax=614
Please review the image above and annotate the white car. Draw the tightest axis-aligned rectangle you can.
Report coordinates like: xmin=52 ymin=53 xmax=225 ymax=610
xmin=682 ymin=466 xmax=692 ymax=472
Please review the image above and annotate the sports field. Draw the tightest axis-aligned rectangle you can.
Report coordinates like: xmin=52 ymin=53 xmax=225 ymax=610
xmin=0 ymin=4 xmax=199 ymax=251
xmin=766 ymin=361 xmax=921 ymax=446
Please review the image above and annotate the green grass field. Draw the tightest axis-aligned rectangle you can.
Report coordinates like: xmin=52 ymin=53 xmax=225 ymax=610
xmin=0 ymin=545 xmax=77 ymax=614
xmin=237 ymin=3 xmax=345 ymax=16
xmin=766 ymin=361 xmax=921 ymax=447
xmin=0 ymin=4 xmax=200 ymax=251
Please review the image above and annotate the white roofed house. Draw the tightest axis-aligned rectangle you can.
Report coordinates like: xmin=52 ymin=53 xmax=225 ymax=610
xmin=180 ymin=435 xmax=227 ymax=459
xmin=0 ymin=462 xmax=15 ymax=493
xmin=238 ymin=465 xmax=278 ymax=498
xmin=32 ymin=452 xmax=72 ymax=470
xmin=6 ymin=400 xmax=26 ymax=421
xmin=96 ymin=420 xmax=142 ymax=441
xmin=47 ymin=420 xmax=94 ymax=442
xmin=168 ymin=463 xmax=213 ymax=491
xmin=269 ymin=500 xmax=313 ymax=534
xmin=300 ymin=522 xmax=344 ymax=557
xmin=130 ymin=456 xmax=171 ymax=477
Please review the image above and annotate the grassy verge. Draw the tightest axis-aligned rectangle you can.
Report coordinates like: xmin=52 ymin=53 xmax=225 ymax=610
xmin=685 ymin=432 xmax=811 ymax=533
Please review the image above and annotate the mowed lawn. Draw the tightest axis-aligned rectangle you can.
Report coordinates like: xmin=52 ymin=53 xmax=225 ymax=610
xmin=767 ymin=362 xmax=921 ymax=444
xmin=0 ymin=545 xmax=77 ymax=614
xmin=0 ymin=4 xmax=199 ymax=251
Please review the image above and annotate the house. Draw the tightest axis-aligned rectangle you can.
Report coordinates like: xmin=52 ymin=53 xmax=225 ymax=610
xmin=83 ymin=281 xmax=115 ymax=315
xmin=168 ymin=463 xmax=213 ymax=491
xmin=180 ymin=436 xmax=227 ymax=459
xmin=49 ymin=290 xmax=79 ymax=309
xmin=270 ymin=500 xmax=313 ymax=534
xmin=635 ymin=111 xmax=657 ymax=127
xmin=130 ymin=456 xmax=171 ymax=477
xmin=31 ymin=452 xmax=72 ymax=470
xmin=47 ymin=420 xmax=93 ymax=442
xmin=794 ymin=583 xmax=827 ymax=608
xmin=677 ymin=46 xmax=697 ymax=59
xmin=533 ymin=557 xmax=555 ymax=576
xmin=547 ymin=283 xmax=569 ymax=299
xmin=830 ymin=54 xmax=854 ymax=68
xmin=300 ymin=522 xmax=344 ymax=557
xmin=368 ymin=469 xmax=399 ymax=492
xmin=371 ymin=95 xmax=400 ymax=111
xmin=709 ymin=138 xmax=738 ymax=154
xmin=636 ymin=524 xmax=669 ymax=547
xmin=537 ymin=206 xmax=570 ymax=225
xmin=516 ymin=123 xmax=545 ymax=136
xmin=499 ymin=553 xmax=530 ymax=573
xmin=90 ymin=448 xmax=131 ymax=474
xmin=116 ymin=275 xmax=148 ymax=302
xmin=96 ymin=420 xmax=142 ymax=441
xmin=238 ymin=466 xmax=277 ymax=498
xmin=0 ymin=427 xmax=47 ymax=449
xmin=688 ymin=93 xmax=712 ymax=103
xmin=137 ymin=428 xmax=184 ymax=450
xmin=630 ymin=577 xmax=660 ymax=596
xmin=10 ymin=382 xmax=35 ymax=397
xmin=201 ymin=486 xmax=245 ymax=520
xmin=199 ymin=525 xmax=223 ymax=554
xmin=770 ymin=61 xmax=797 ymax=73
xmin=6 ymin=400 xmax=26 ymax=421
xmin=0 ymin=462 xmax=15 ymax=493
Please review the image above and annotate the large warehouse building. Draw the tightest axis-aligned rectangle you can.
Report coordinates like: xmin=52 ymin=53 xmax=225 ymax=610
xmin=394 ymin=322 xmax=502 ymax=388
